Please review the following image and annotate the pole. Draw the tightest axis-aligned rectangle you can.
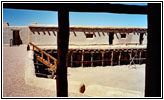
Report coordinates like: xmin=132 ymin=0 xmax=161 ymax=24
xmin=145 ymin=3 xmax=161 ymax=97
xmin=81 ymin=50 xmax=84 ymax=67
xmin=56 ymin=10 xmax=69 ymax=97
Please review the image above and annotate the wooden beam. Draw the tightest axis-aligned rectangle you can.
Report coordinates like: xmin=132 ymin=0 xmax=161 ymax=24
xmin=102 ymin=52 xmax=104 ymax=66
xmin=36 ymin=56 xmax=56 ymax=71
xmin=56 ymin=10 xmax=69 ymax=97
xmin=111 ymin=51 xmax=114 ymax=66
xmin=70 ymin=53 xmax=73 ymax=67
xmin=91 ymin=52 xmax=93 ymax=67
xmin=139 ymin=50 xmax=142 ymax=64
xmin=3 ymin=3 xmax=148 ymax=14
xmin=118 ymin=51 xmax=121 ymax=65
xmin=145 ymin=3 xmax=161 ymax=97
xmin=81 ymin=50 xmax=84 ymax=67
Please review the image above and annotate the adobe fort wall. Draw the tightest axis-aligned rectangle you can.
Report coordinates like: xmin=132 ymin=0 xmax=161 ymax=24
xmin=3 ymin=23 xmax=29 ymax=45
xmin=29 ymin=29 xmax=58 ymax=45
xmin=3 ymin=23 xmax=147 ymax=46
xmin=113 ymin=33 xmax=147 ymax=45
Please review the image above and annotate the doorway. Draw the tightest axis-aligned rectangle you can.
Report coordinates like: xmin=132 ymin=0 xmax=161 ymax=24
xmin=139 ymin=33 xmax=144 ymax=45
xmin=109 ymin=32 xmax=114 ymax=45
xmin=13 ymin=30 xmax=22 ymax=45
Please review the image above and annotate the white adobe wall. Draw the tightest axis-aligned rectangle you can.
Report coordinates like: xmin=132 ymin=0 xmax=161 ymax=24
xmin=113 ymin=33 xmax=147 ymax=45
xmin=3 ymin=23 xmax=29 ymax=45
xmin=3 ymin=22 xmax=147 ymax=46
xmin=69 ymin=31 xmax=109 ymax=45
xmin=29 ymin=30 xmax=109 ymax=45
xmin=69 ymin=31 xmax=147 ymax=45
xmin=3 ymin=26 xmax=12 ymax=45
xmin=29 ymin=30 xmax=58 ymax=45
xmin=113 ymin=33 xmax=140 ymax=45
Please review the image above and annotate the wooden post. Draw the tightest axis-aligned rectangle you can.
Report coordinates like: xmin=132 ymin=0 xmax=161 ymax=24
xmin=118 ymin=51 xmax=121 ymax=65
xmin=135 ymin=51 xmax=138 ymax=64
xmin=36 ymin=57 xmax=39 ymax=71
xmin=91 ymin=52 xmax=93 ymax=67
xmin=56 ymin=10 xmax=69 ymax=97
xmin=102 ymin=52 xmax=104 ymax=66
xmin=81 ymin=50 xmax=84 ymax=67
xmin=32 ymin=46 xmax=34 ymax=51
xmin=47 ymin=56 xmax=50 ymax=65
xmin=130 ymin=50 xmax=132 ymax=64
xmin=139 ymin=50 xmax=142 ymax=64
xmin=41 ymin=51 xmax=43 ymax=61
xmin=145 ymin=4 xmax=161 ymax=97
xmin=111 ymin=51 xmax=114 ymax=66
xmin=70 ymin=53 xmax=73 ymax=67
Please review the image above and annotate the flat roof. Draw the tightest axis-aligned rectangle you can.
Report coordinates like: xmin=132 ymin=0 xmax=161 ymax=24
xmin=29 ymin=24 xmax=147 ymax=33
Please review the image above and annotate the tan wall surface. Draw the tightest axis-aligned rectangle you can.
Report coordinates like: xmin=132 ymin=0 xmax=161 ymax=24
xmin=113 ymin=33 xmax=140 ymax=45
xmin=3 ymin=25 xmax=147 ymax=46
xmin=3 ymin=26 xmax=29 ymax=45
xmin=29 ymin=30 xmax=57 ymax=45
xmin=69 ymin=31 xmax=109 ymax=45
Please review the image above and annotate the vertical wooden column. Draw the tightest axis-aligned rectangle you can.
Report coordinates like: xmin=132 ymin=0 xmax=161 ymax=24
xmin=135 ymin=51 xmax=138 ymax=64
xmin=41 ymin=51 xmax=43 ymax=62
xmin=139 ymin=50 xmax=142 ymax=64
xmin=91 ymin=52 xmax=93 ymax=67
xmin=81 ymin=50 xmax=84 ymax=67
xmin=102 ymin=52 xmax=104 ymax=66
xmin=111 ymin=51 xmax=114 ymax=66
xmin=70 ymin=52 xmax=73 ymax=67
xmin=118 ymin=51 xmax=121 ymax=65
xmin=130 ymin=50 xmax=132 ymax=65
xmin=32 ymin=45 xmax=34 ymax=51
xmin=56 ymin=10 xmax=69 ymax=97
xmin=145 ymin=3 xmax=161 ymax=97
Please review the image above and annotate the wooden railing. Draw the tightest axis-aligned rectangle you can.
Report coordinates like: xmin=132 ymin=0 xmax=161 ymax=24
xmin=29 ymin=42 xmax=57 ymax=72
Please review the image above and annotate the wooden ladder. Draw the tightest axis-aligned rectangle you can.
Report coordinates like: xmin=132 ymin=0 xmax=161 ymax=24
xmin=29 ymin=42 xmax=57 ymax=72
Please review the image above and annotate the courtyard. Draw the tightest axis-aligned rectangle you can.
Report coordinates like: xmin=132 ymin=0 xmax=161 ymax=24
xmin=3 ymin=45 xmax=145 ymax=97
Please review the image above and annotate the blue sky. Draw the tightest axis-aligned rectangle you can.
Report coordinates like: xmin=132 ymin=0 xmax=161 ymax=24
xmin=3 ymin=3 xmax=147 ymax=27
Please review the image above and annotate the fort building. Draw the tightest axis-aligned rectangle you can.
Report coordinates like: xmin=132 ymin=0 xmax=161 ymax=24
xmin=3 ymin=22 xmax=147 ymax=78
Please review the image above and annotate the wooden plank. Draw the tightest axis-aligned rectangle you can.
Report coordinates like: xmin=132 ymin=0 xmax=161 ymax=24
xmin=91 ymin=53 xmax=93 ymax=67
xmin=30 ymin=42 xmax=57 ymax=72
xmin=118 ymin=51 xmax=121 ymax=65
xmin=71 ymin=53 xmax=73 ymax=67
xmin=111 ymin=51 xmax=114 ymax=66
xmin=36 ymin=56 xmax=56 ymax=71
xmin=56 ymin=10 xmax=69 ymax=97
xmin=139 ymin=50 xmax=142 ymax=64
xmin=47 ymin=56 xmax=50 ymax=65
xmin=32 ymin=45 xmax=34 ymax=51
xmin=29 ymin=42 xmax=57 ymax=61
xmin=81 ymin=50 xmax=84 ymax=67
xmin=41 ymin=51 xmax=43 ymax=61
xmin=102 ymin=52 xmax=104 ymax=66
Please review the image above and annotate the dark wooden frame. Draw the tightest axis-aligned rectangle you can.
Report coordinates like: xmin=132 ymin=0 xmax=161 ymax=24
xmin=3 ymin=2 xmax=162 ymax=97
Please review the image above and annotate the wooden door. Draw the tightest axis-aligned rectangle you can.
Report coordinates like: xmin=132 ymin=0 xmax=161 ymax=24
xmin=109 ymin=32 xmax=114 ymax=45
xmin=13 ymin=30 xmax=21 ymax=45
xmin=139 ymin=33 xmax=144 ymax=45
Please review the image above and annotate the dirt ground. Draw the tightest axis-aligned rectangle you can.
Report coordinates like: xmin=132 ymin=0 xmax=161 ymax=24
xmin=3 ymin=45 xmax=87 ymax=97
xmin=3 ymin=45 xmax=145 ymax=97
xmin=68 ymin=65 xmax=145 ymax=93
